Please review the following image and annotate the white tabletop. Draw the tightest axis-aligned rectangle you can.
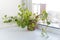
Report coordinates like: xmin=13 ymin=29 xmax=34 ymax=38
xmin=0 ymin=26 xmax=60 ymax=40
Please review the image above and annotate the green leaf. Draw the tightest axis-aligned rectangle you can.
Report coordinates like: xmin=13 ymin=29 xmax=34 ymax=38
xmin=22 ymin=3 xmax=25 ymax=6
xmin=31 ymin=23 xmax=35 ymax=27
xmin=41 ymin=10 xmax=48 ymax=20
xmin=18 ymin=5 xmax=20 ymax=8
xmin=4 ymin=15 xmax=7 ymax=18
xmin=42 ymin=28 xmax=46 ymax=33
xmin=4 ymin=19 xmax=12 ymax=23
xmin=18 ymin=12 xmax=21 ymax=16
xmin=47 ymin=21 xmax=50 ymax=25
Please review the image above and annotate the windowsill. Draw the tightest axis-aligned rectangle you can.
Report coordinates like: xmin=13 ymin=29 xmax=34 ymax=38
xmin=38 ymin=23 xmax=60 ymax=29
xmin=37 ymin=23 xmax=60 ymax=35
xmin=37 ymin=20 xmax=60 ymax=28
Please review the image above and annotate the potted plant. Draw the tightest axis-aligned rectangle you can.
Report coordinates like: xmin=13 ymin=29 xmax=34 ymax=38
xmin=2 ymin=4 xmax=39 ymax=31
xmin=39 ymin=10 xmax=50 ymax=37
xmin=2 ymin=3 xmax=50 ymax=34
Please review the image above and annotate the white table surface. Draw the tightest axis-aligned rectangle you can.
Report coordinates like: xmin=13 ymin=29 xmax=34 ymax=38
xmin=0 ymin=26 xmax=60 ymax=40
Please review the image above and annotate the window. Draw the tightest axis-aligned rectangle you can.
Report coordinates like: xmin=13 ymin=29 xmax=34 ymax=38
xmin=23 ymin=0 xmax=60 ymax=28
xmin=46 ymin=0 xmax=60 ymax=28
xmin=32 ymin=0 xmax=60 ymax=28
xmin=32 ymin=3 xmax=40 ymax=15
xmin=32 ymin=0 xmax=46 ymax=15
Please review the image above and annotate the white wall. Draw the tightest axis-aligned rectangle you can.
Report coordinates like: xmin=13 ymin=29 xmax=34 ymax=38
xmin=0 ymin=0 xmax=21 ymax=20
xmin=46 ymin=0 xmax=60 ymax=12
xmin=0 ymin=0 xmax=21 ymax=28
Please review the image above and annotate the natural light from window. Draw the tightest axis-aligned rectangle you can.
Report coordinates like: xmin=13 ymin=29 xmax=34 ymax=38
xmin=32 ymin=0 xmax=60 ymax=28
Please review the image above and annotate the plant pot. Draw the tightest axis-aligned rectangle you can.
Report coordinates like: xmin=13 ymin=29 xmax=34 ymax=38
xmin=27 ymin=24 xmax=37 ymax=31
xmin=27 ymin=20 xmax=37 ymax=31
xmin=27 ymin=26 xmax=35 ymax=31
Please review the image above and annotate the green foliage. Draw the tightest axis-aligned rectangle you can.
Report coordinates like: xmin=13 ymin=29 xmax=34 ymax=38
xmin=40 ymin=10 xmax=50 ymax=25
xmin=40 ymin=10 xmax=48 ymax=20
xmin=3 ymin=4 xmax=38 ymax=30
xmin=47 ymin=21 xmax=50 ymax=25
xmin=3 ymin=4 xmax=51 ymax=31
xmin=40 ymin=10 xmax=51 ymax=36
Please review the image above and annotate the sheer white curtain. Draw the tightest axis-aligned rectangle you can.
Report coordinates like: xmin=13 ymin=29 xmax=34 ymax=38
xmin=32 ymin=0 xmax=46 ymax=15
xmin=32 ymin=0 xmax=60 ymax=28
xmin=46 ymin=0 xmax=60 ymax=28
xmin=22 ymin=0 xmax=32 ymax=11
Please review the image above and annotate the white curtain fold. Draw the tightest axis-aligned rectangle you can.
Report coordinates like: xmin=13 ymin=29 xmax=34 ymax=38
xmin=22 ymin=0 xmax=32 ymax=11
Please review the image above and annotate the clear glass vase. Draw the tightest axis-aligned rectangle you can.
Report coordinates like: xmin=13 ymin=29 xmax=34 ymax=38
xmin=38 ymin=24 xmax=49 ymax=40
